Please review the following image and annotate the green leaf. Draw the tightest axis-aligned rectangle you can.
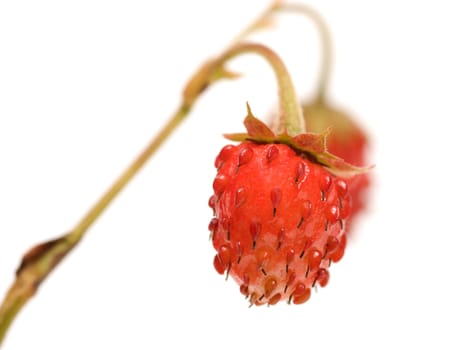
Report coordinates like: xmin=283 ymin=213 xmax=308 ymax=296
xmin=223 ymin=105 xmax=372 ymax=177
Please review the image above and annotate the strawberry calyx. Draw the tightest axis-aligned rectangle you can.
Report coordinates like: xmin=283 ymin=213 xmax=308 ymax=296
xmin=224 ymin=103 xmax=371 ymax=177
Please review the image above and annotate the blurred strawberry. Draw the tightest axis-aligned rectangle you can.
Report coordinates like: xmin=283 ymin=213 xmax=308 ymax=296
xmin=302 ymin=99 xmax=371 ymax=230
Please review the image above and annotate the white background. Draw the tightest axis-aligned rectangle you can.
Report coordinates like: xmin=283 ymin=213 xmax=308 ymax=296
xmin=1 ymin=0 xmax=450 ymax=349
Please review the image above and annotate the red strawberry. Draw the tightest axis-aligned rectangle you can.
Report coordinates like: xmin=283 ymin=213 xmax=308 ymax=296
xmin=208 ymin=105 xmax=366 ymax=306
xmin=302 ymin=100 xmax=370 ymax=228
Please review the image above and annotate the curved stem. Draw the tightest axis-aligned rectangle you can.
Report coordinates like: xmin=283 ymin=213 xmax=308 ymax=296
xmin=221 ymin=43 xmax=303 ymax=135
xmin=0 ymin=40 xmax=301 ymax=346
xmin=235 ymin=2 xmax=332 ymax=103
xmin=184 ymin=42 xmax=303 ymax=136
xmin=273 ymin=3 xmax=333 ymax=102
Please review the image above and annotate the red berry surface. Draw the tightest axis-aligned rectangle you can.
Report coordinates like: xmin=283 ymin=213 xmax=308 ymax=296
xmin=209 ymin=142 xmax=351 ymax=306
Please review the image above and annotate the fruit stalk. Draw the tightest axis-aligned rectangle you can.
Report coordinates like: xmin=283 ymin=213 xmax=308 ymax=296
xmin=227 ymin=1 xmax=332 ymax=102
xmin=0 ymin=41 xmax=302 ymax=346
xmin=185 ymin=42 xmax=304 ymax=136
xmin=273 ymin=2 xmax=333 ymax=102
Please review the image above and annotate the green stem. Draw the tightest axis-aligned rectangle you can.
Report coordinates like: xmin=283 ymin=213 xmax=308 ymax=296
xmin=0 ymin=103 xmax=192 ymax=346
xmin=67 ymin=104 xmax=191 ymax=244
xmin=0 ymin=299 xmax=24 ymax=345
xmin=184 ymin=42 xmax=304 ymax=136
xmin=0 ymin=41 xmax=301 ymax=346
xmin=223 ymin=43 xmax=303 ymax=135
xmin=273 ymin=2 xmax=333 ymax=102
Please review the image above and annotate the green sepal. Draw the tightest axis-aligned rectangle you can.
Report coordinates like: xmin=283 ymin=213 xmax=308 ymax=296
xmin=224 ymin=103 xmax=372 ymax=177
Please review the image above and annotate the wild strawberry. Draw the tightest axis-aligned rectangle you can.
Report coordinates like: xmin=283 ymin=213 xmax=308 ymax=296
xmin=302 ymin=100 xmax=370 ymax=228
xmin=208 ymin=105 xmax=367 ymax=306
